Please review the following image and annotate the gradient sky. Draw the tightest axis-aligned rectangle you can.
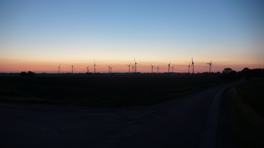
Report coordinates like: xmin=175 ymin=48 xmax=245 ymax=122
xmin=0 ymin=0 xmax=264 ymax=73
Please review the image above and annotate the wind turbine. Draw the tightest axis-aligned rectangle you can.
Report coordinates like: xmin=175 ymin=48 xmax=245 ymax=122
xmin=172 ymin=65 xmax=175 ymax=73
xmin=168 ymin=62 xmax=171 ymax=73
xmin=188 ymin=63 xmax=190 ymax=74
xmin=58 ymin=64 xmax=61 ymax=74
xmin=134 ymin=58 xmax=137 ymax=73
xmin=156 ymin=65 xmax=159 ymax=73
xmin=86 ymin=66 xmax=90 ymax=73
xmin=207 ymin=60 xmax=212 ymax=73
xmin=126 ymin=63 xmax=132 ymax=73
xmin=106 ymin=65 xmax=112 ymax=73
xmin=110 ymin=66 xmax=113 ymax=73
xmin=150 ymin=64 xmax=154 ymax=73
xmin=132 ymin=65 xmax=135 ymax=72
xmin=70 ymin=64 xmax=75 ymax=74
xmin=192 ymin=58 xmax=194 ymax=74
xmin=92 ymin=61 xmax=96 ymax=73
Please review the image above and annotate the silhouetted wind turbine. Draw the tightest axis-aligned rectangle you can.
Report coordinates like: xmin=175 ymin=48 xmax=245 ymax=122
xmin=58 ymin=64 xmax=61 ymax=74
xmin=110 ymin=66 xmax=113 ymax=73
xmin=172 ymin=65 xmax=175 ymax=73
xmin=132 ymin=65 xmax=135 ymax=72
xmin=134 ymin=58 xmax=137 ymax=73
xmin=150 ymin=64 xmax=154 ymax=73
xmin=106 ymin=65 xmax=112 ymax=73
xmin=192 ymin=58 xmax=194 ymax=74
xmin=86 ymin=66 xmax=90 ymax=73
xmin=188 ymin=63 xmax=190 ymax=74
xmin=156 ymin=65 xmax=159 ymax=73
xmin=126 ymin=63 xmax=132 ymax=73
xmin=70 ymin=64 xmax=75 ymax=74
xmin=92 ymin=61 xmax=96 ymax=73
xmin=207 ymin=60 xmax=212 ymax=73
xmin=168 ymin=62 xmax=171 ymax=73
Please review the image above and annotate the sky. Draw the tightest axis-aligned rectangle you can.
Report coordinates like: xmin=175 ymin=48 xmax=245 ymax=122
xmin=0 ymin=0 xmax=264 ymax=73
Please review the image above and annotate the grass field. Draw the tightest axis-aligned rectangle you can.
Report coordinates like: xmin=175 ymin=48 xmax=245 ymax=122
xmin=229 ymin=79 xmax=264 ymax=147
xmin=0 ymin=74 xmax=236 ymax=107
xmin=235 ymin=79 xmax=264 ymax=115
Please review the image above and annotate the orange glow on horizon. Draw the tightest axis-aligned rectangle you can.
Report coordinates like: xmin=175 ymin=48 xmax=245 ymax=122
xmin=0 ymin=58 xmax=263 ymax=73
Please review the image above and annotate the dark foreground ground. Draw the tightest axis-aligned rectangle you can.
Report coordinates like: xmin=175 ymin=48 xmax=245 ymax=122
xmin=228 ymin=79 xmax=264 ymax=148
xmin=0 ymin=80 xmax=243 ymax=148
xmin=0 ymin=74 xmax=235 ymax=106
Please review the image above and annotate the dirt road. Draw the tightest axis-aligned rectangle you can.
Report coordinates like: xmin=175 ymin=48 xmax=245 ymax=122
xmin=0 ymin=82 xmax=241 ymax=148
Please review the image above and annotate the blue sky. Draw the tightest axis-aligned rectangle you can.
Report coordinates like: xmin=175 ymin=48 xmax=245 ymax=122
xmin=0 ymin=0 xmax=264 ymax=72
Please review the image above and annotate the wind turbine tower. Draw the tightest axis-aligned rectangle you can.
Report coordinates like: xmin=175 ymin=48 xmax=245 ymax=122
xmin=93 ymin=61 xmax=96 ymax=73
xmin=151 ymin=64 xmax=154 ymax=73
xmin=156 ymin=66 xmax=159 ymax=73
xmin=172 ymin=65 xmax=175 ymax=73
xmin=188 ymin=63 xmax=190 ymax=74
xmin=132 ymin=65 xmax=135 ymax=72
xmin=134 ymin=58 xmax=137 ymax=73
xmin=192 ymin=58 xmax=194 ymax=74
xmin=126 ymin=63 xmax=132 ymax=73
xmin=58 ymin=64 xmax=61 ymax=74
xmin=86 ymin=66 xmax=90 ymax=73
xmin=106 ymin=65 xmax=112 ymax=73
xmin=71 ymin=64 xmax=75 ymax=74
xmin=168 ymin=62 xmax=171 ymax=73
xmin=207 ymin=60 xmax=212 ymax=73
xmin=106 ymin=65 xmax=110 ymax=73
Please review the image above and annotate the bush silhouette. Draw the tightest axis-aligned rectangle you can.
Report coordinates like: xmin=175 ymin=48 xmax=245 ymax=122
xmin=20 ymin=71 xmax=35 ymax=76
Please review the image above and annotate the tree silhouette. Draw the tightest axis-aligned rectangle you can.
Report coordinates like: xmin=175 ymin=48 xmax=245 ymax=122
xmin=222 ymin=68 xmax=232 ymax=74
xmin=20 ymin=71 xmax=35 ymax=76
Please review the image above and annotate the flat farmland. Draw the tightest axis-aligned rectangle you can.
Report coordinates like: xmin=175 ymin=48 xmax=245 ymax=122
xmin=0 ymin=74 xmax=236 ymax=107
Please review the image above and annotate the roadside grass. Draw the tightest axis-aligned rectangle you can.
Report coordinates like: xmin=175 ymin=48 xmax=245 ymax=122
xmin=229 ymin=79 xmax=264 ymax=147
xmin=235 ymin=79 xmax=264 ymax=115
xmin=0 ymin=75 xmax=237 ymax=107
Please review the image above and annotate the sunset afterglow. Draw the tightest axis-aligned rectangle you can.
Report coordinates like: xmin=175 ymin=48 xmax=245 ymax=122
xmin=1 ymin=0 xmax=264 ymax=73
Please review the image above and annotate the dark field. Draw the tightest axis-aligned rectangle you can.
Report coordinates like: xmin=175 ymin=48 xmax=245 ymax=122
xmin=229 ymin=79 xmax=264 ymax=147
xmin=0 ymin=74 xmax=236 ymax=107
xmin=235 ymin=79 xmax=264 ymax=115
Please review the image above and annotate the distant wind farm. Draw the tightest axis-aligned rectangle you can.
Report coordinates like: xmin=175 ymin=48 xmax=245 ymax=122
xmin=34 ymin=57 xmax=217 ymax=74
